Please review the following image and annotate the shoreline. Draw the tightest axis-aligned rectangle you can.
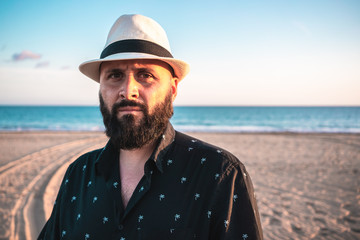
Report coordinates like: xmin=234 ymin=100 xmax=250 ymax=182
xmin=0 ymin=131 xmax=359 ymax=239
xmin=1 ymin=129 xmax=360 ymax=134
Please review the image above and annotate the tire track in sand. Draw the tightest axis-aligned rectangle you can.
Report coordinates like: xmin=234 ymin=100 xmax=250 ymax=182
xmin=23 ymin=141 xmax=106 ymax=240
xmin=0 ymin=136 xmax=106 ymax=240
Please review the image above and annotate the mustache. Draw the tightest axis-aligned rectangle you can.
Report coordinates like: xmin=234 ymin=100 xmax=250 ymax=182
xmin=112 ymin=100 xmax=147 ymax=112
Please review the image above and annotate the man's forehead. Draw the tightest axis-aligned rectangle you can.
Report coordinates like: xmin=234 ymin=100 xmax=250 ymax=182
xmin=101 ymin=59 xmax=170 ymax=70
xmin=99 ymin=59 xmax=175 ymax=78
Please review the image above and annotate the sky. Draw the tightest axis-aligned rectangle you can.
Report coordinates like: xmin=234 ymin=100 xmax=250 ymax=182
xmin=0 ymin=0 xmax=359 ymax=106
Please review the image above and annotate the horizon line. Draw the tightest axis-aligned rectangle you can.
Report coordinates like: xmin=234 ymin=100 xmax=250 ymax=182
xmin=1 ymin=104 xmax=359 ymax=108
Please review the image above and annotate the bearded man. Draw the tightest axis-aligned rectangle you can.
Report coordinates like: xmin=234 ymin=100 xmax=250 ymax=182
xmin=38 ymin=14 xmax=263 ymax=240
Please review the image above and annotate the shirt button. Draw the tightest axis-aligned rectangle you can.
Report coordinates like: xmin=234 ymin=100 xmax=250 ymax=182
xmin=118 ymin=224 xmax=124 ymax=230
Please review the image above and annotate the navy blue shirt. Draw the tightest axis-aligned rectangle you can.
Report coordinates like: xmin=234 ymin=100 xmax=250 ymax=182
xmin=38 ymin=124 xmax=263 ymax=239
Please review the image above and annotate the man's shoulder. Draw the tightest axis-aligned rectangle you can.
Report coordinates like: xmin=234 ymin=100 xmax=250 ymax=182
xmin=67 ymin=147 xmax=104 ymax=171
xmin=174 ymin=131 xmax=243 ymax=170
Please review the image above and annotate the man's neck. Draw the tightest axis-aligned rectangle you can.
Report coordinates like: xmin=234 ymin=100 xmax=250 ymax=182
xmin=119 ymin=140 xmax=157 ymax=169
xmin=118 ymin=141 xmax=157 ymax=208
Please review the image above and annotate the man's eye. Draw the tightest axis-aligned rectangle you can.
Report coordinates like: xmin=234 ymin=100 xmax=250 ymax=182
xmin=108 ymin=73 xmax=122 ymax=79
xmin=138 ymin=72 xmax=154 ymax=80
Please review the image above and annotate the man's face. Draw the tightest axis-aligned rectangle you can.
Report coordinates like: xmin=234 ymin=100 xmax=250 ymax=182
xmin=99 ymin=59 xmax=178 ymax=149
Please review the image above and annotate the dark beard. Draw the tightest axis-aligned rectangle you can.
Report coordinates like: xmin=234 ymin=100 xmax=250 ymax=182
xmin=99 ymin=92 xmax=173 ymax=150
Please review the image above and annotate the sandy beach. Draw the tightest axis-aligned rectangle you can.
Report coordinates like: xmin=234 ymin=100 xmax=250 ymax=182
xmin=0 ymin=131 xmax=359 ymax=240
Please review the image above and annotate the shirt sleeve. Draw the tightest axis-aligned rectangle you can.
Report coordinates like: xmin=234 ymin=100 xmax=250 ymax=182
xmin=37 ymin=164 xmax=73 ymax=240
xmin=209 ymin=162 xmax=263 ymax=240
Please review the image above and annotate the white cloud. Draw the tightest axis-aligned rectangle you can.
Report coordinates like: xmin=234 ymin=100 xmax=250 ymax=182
xmin=12 ymin=50 xmax=42 ymax=61
xmin=35 ymin=61 xmax=50 ymax=68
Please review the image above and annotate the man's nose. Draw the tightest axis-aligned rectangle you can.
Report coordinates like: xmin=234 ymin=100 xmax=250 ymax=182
xmin=119 ymin=74 xmax=139 ymax=100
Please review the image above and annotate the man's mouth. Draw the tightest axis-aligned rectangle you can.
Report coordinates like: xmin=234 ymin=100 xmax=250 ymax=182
xmin=117 ymin=106 xmax=142 ymax=114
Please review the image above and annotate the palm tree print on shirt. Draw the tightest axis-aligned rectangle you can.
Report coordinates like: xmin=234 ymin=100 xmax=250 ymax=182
xmin=180 ymin=177 xmax=187 ymax=183
xmin=195 ymin=193 xmax=200 ymax=200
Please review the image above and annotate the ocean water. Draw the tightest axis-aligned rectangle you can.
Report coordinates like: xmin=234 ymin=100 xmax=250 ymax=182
xmin=0 ymin=106 xmax=359 ymax=133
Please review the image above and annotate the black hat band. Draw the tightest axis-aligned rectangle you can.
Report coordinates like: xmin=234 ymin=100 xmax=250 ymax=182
xmin=100 ymin=39 xmax=173 ymax=59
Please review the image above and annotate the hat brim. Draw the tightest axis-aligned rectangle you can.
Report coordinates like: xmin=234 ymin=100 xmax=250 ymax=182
xmin=79 ymin=52 xmax=190 ymax=83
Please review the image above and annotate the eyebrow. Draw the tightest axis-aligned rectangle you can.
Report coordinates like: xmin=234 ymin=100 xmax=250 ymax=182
xmin=101 ymin=67 xmax=158 ymax=80
xmin=136 ymin=67 xmax=155 ymax=73
xmin=103 ymin=68 xmax=123 ymax=75
xmin=103 ymin=66 xmax=153 ymax=72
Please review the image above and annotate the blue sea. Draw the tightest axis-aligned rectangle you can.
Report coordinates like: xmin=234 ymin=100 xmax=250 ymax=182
xmin=0 ymin=106 xmax=359 ymax=133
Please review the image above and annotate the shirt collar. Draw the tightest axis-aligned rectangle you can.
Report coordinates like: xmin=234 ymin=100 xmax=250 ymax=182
xmin=149 ymin=122 xmax=175 ymax=173
xmin=95 ymin=122 xmax=175 ymax=178
xmin=95 ymin=138 xmax=119 ymax=181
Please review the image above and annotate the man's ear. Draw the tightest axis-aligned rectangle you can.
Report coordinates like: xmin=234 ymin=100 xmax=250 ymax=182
xmin=171 ymin=78 xmax=179 ymax=102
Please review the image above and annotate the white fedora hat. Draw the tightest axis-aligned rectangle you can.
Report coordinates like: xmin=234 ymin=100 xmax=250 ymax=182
xmin=79 ymin=14 xmax=190 ymax=82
